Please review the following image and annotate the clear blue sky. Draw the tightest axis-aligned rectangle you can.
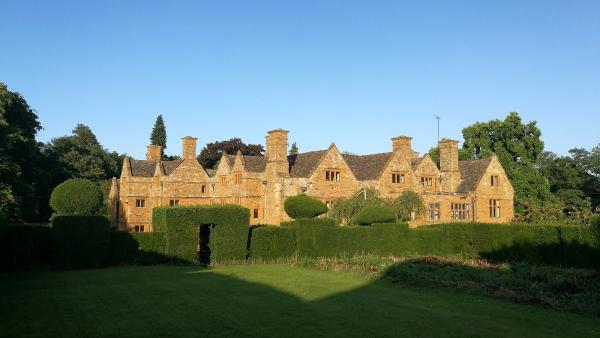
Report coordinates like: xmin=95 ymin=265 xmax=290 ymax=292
xmin=1 ymin=1 xmax=599 ymax=159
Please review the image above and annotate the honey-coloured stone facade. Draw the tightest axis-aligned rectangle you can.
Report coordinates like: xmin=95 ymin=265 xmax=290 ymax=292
xmin=108 ymin=130 xmax=514 ymax=232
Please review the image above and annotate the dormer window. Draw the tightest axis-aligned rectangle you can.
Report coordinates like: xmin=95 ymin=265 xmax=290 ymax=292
xmin=392 ymin=173 xmax=405 ymax=184
xmin=220 ymin=176 xmax=227 ymax=186
xmin=201 ymin=185 xmax=207 ymax=193
xmin=234 ymin=173 xmax=242 ymax=185
xmin=135 ymin=199 xmax=145 ymax=208
xmin=325 ymin=170 xmax=340 ymax=182
xmin=491 ymin=175 xmax=499 ymax=187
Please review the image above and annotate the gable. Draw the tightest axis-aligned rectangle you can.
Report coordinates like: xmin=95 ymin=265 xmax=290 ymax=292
xmin=413 ymin=155 xmax=440 ymax=176
xmin=167 ymin=159 xmax=210 ymax=181
xmin=309 ymin=145 xmax=357 ymax=182
xmin=473 ymin=156 xmax=514 ymax=194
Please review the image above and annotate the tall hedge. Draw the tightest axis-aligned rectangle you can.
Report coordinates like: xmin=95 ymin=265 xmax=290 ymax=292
xmin=250 ymin=226 xmax=296 ymax=261
xmin=109 ymin=231 xmax=167 ymax=265
xmin=51 ymin=215 xmax=111 ymax=269
xmin=284 ymin=194 xmax=328 ymax=219
xmin=152 ymin=205 xmax=250 ymax=264
xmin=0 ymin=225 xmax=51 ymax=272
xmin=49 ymin=179 xmax=103 ymax=215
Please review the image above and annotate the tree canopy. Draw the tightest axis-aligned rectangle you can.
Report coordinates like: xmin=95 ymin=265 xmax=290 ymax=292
xmin=197 ymin=138 xmax=264 ymax=169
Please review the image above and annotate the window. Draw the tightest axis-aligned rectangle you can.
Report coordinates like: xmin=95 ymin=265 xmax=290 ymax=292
xmin=235 ymin=173 xmax=242 ymax=185
xmin=135 ymin=199 xmax=145 ymax=208
xmin=489 ymin=199 xmax=500 ymax=218
xmin=169 ymin=199 xmax=179 ymax=207
xmin=491 ymin=175 xmax=499 ymax=187
xmin=220 ymin=176 xmax=226 ymax=186
xmin=428 ymin=203 xmax=440 ymax=221
xmin=392 ymin=173 xmax=405 ymax=184
xmin=253 ymin=208 xmax=259 ymax=219
xmin=420 ymin=177 xmax=433 ymax=187
xmin=234 ymin=196 xmax=242 ymax=204
xmin=451 ymin=203 xmax=471 ymax=220
xmin=325 ymin=170 xmax=340 ymax=182
xmin=134 ymin=225 xmax=145 ymax=232
xmin=220 ymin=199 xmax=226 ymax=205
xmin=325 ymin=200 xmax=333 ymax=209
xmin=201 ymin=185 xmax=207 ymax=193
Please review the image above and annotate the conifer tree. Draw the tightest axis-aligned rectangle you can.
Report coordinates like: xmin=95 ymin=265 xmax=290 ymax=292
xmin=150 ymin=114 xmax=167 ymax=157
xmin=289 ymin=142 xmax=299 ymax=156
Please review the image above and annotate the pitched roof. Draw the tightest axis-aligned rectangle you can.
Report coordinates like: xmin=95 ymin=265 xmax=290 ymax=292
xmin=129 ymin=159 xmax=184 ymax=177
xmin=342 ymin=152 xmax=392 ymax=181
xmin=226 ymin=154 xmax=267 ymax=172
xmin=410 ymin=158 xmax=424 ymax=171
xmin=288 ymin=150 xmax=328 ymax=178
xmin=129 ymin=159 xmax=157 ymax=177
xmin=456 ymin=158 xmax=491 ymax=193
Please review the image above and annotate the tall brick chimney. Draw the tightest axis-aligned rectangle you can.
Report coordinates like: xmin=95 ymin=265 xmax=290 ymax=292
xmin=146 ymin=145 xmax=162 ymax=161
xmin=181 ymin=136 xmax=197 ymax=160
xmin=391 ymin=136 xmax=413 ymax=157
xmin=439 ymin=139 xmax=460 ymax=191
xmin=265 ymin=129 xmax=289 ymax=176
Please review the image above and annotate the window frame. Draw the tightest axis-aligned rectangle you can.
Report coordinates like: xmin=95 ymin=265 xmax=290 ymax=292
xmin=169 ymin=199 xmax=180 ymax=207
xmin=135 ymin=199 xmax=145 ymax=208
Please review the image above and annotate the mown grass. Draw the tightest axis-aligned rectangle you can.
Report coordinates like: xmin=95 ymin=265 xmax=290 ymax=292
xmin=298 ymin=255 xmax=600 ymax=317
xmin=1 ymin=264 xmax=599 ymax=337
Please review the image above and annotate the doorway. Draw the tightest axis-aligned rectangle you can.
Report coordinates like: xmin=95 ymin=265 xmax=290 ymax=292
xmin=198 ymin=224 xmax=214 ymax=266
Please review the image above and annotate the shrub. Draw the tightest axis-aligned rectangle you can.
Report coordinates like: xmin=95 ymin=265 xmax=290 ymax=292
xmin=329 ymin=188 xmax=386 ymax=225
xmin=391 ymin=191 xmax=427 ymax=221
xmin=0 ymin=225 xmax=51 ymax=271
xmin=285 ymin=218 xmax=336 ymax=227
xmin=49 ymin=179 xmax=103 ymax=215
xmin=51 ymin=215 xmax=111 ymax=269
xmin=152 ymin=205 xmax=250 ymax=264
xmin=284 ymin=194 xmax=328 ymax=219
xmin=353 ymin=204 xmax=396 ymax=225
xmin=250 ymin=226 xmax=296 ymax=261
xmin=109 ymin=231 xmax=167 ymax=265
xmin=590 ymin=215 xmax=600 ymax=246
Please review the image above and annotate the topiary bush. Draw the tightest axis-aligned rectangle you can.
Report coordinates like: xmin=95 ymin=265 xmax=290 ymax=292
xmin=49 ymin=179 xmax=103 ymax=215
xmin=284 ymin=194 xmax=328 ymax=219
xmin=353 ymin=204 xmax=396 ymax=225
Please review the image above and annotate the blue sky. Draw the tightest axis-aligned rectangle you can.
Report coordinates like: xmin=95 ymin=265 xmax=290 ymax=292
xmin=1 ymin=1 xmax=598 ymax=159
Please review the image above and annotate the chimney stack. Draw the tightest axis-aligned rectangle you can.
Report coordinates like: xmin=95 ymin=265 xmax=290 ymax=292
xmin=146 ymin=145 xmax=162 ymax=161
xmin=181 ymin=136 xmax=197 ymax=160
xmin=391 ymin=136 xmax=413 ymax=157
xmin=439 ymin=139 xmax=460 ymax=191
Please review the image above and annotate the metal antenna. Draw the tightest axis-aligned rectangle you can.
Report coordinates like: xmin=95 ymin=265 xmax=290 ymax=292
xmin=434 ymin=115 xmax=441 ymax=144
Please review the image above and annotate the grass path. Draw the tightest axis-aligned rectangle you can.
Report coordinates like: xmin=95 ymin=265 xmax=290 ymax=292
xmin=1 ymin=264 xmax=599 ymax=337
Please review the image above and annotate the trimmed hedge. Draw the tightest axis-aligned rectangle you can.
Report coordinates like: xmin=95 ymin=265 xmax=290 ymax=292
xmin=284 ymin=194 xmax=328 ymax=219
xmin=281 ymin=218 xmax=336 ymax=227
xmin=51 ymin=215 xmax=111 ymax=269
xmin=250 ymin=226 xmax=296 ymax=261
xmin=353 ymin=204 xmax=396 ymax=225
xmin=152 ymin=205 xmax=250 ymax=264
xmin=290 ymin=222 xmax=600 ymax=269
xmin=109 ymin=231 xmax=167 ymax=265
xmin=0 ymin=225 xmax=51 ymax=272
xmin=50 ymin=179 xmax=103 ymax=215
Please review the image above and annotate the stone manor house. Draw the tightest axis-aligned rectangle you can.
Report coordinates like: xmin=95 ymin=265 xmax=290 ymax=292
xmin=108 ymin=130 xmax=514 ymax=232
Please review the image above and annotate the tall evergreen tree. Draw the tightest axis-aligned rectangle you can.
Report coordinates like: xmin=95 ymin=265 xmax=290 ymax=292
xmin=150 ymin=114 xmax=167 ymax=157
xmin=289 ymin=142 xmax=299 ymax=156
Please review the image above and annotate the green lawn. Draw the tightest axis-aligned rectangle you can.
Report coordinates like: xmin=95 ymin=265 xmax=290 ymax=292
xmin=1 ymin=265 xmax=598 ymax=338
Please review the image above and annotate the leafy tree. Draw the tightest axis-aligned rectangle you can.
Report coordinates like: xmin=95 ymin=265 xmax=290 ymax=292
xmin=0 ymin=82 xmax=44 ymax=221
xmin=329 ymin=188 xmax=386 ymax=225
xmin=197 ymin=138 xmax=264 ymax=169
xmin=150 ymin=114 xmax=167 ymax=157
xmin=45 ymin=124 xmax=122 ymax=181
xmin=289 ymin=142 xmax=299 ymax=156
xmin=391 ymin=191 xmax=427 ymax=222
xmin=460 ymin=112 xmax=555 ymax=220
